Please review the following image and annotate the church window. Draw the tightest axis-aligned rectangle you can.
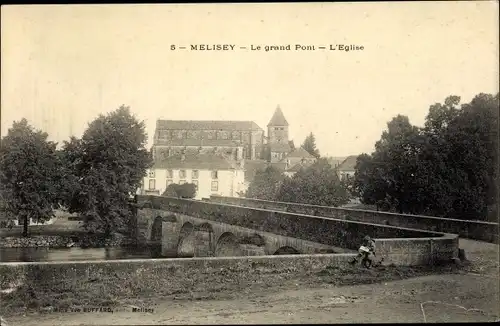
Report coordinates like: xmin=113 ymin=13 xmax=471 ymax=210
xmin=187 ymin=130 xmax=199 ymax=139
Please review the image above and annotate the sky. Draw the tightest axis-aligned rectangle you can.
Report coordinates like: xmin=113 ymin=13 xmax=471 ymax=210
xmin=1 ymin=2 xmax=499 ymax=157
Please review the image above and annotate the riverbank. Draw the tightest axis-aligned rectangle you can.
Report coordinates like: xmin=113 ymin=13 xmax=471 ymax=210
xmin=1 ymin=239 xmax=497 ymax=324
xmin=0 ymin=214 xmax=134 ymax=249
xmin=0 ymin=257 xmax=466 ymax=317
xmin=2 ymin=266 xmax=498 ymax=324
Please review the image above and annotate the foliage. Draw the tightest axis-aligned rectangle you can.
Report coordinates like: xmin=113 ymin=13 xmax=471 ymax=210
xmin=61 ymin=105 xmax=152 ymax=235
xmin=301 ymin=132 xmax=320 ymax=158
xmin=0 ymin=119 xmax=62 ymax=236
xmin=245 ymin=166 xmax=286 ymax=200
xmin=276 ymin=158 xmax=350 ymax=206
xmin=162 ymin=183 xmax=197 ymax=199
xmin=353 ymin=93 xmax=499 ymax=220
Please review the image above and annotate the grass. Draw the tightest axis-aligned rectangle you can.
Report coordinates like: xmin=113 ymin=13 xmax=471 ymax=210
xmin=0 ymin=260 xmax=468 ymax=316
xmin=0 ymin=210 xmax=85 ymax=237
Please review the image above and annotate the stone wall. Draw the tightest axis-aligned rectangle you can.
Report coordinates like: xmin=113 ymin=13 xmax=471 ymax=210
xmin=209 ymin=196 xmax=499 ymax=244
xmin=0 ymin=233 xmax=134 ymax=248
xmin=0 ymin=254 xmax=356 ymax=297
xmin=0 ymin=235 xmax=75 ymax=248
xmin=135 ymin=195 xmax=459 ymax=265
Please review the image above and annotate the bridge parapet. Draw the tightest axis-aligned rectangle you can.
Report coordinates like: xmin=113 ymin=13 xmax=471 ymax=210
xmin=135 ymin=195 xmax=459 ymax=266
xmin=209 ymin=196 xmax=499 ymax=244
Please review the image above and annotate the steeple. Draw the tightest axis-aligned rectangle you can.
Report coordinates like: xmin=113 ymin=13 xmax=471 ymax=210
xmin=267 ymin=105 xmax=289 ymax=127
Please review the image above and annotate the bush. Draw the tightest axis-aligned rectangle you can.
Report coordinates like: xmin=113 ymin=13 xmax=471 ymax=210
xmin=162 ymin=183 xmax=197 ymax=199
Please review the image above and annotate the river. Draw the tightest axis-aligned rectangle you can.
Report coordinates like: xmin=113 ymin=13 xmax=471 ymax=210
xmin=0 ymin=246 xmax=167 ymax=263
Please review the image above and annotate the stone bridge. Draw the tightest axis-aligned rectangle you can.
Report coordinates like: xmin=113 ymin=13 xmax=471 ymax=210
xmin=133 ymin=195 xmax=460 ymax=266
xmin=138 ymin=209 xmax=346 ymax=257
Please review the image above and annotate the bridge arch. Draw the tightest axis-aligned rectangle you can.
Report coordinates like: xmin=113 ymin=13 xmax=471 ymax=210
xmin=239 ymin=233 xmax=266 ymax=247
xmin=274 ymin=246 xmax=301 ymax=255
xmin=151 ymin=216 xmax=163 ymax=242
xmin=215 ymin=232 xmax=243 ymax=257
xmin=177 ymin=222 xmax=195 ymax=257
xmin=194 ymin=222 xmax=214 ymax=233
xmin=163 ymin=214 xmax=177 ymax=223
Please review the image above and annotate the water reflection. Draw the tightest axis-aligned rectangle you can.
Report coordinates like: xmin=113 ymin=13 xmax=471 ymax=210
xmin=0 ymin=246 xmax=166 ymax=263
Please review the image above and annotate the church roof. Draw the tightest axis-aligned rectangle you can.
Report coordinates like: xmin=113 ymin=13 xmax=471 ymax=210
xmin=287 ymin=147 xmax=314 ymax=158
xmin=156 ymin=120 xmax=262 ymax=131
xmin=267 ymin=106 xmax=289 ymax=127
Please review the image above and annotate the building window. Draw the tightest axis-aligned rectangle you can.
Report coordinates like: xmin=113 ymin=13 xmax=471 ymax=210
xmin=179 ymin=180 xmax=186 ymax=185
xmin=148 ymin=170 xmax=155 ymax=178
xmin=148 ymin=179 xmax=156 ymax=190
xmin=167 ymin=169 xmax=173 ymax=178
xmin=179 ymin=170 xmax=186 ymax=178
xmin=166 ymin=179 xmax=173 ymax=188
xmin=211 ymin=181 xmax=219 ymax=191
xmin=192 ymin=170 xmax=199 ymax=179
xmin=192 ymin=180 xmax=198 ymax=189
xmin=211 ymin=170 xmax=218 ymax=179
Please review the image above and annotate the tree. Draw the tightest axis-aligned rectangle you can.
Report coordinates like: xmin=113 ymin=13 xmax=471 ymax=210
xmin=0 ymin=119 xmax=62 ymax=236
xmin=352 ymin=153 xmax=390 ymax=210
xmin=276 ymin=158 xmax=350 ymax=206
xmin=62 ymin=105 xmax=152 ymax=235
xmin=437 ymin=93 xmax=499 ymax=220
xmin=246 ymin=166 xmax=286 ymax=200
xmin=353 ymin=93 xmax=499 ymax=220
xmin=301 ymin=132 xmax=320 ymax=158
xmin=162 ymin=183 xmax=197 ymax=199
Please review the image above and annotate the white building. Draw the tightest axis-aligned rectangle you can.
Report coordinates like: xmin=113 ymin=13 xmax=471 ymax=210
xmin=335 ymin=155 xmax=359 ymax=181
xmin=140 ymin=153 xmax=245 ymax=200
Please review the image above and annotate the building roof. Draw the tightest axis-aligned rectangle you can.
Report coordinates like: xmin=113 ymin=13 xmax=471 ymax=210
xmin=327 ymin=156 xmax=347 ymax=168
xmin=286 ymin=162 xmax=312 ymax=173
xmin=154 ymin=139 xmax=242 ymax=147
xmin=156 ymin=120 xmax=262 ymax=131
xmin=269 ymin=142 xmax=291 ymax=152
xmin=287 ymin=147 xmax=314 ymax=158
xmin=270 ymin=162 xmax=288 ymax=172
xmin=152 ymin=154 xmax=240 ymax=171
xmin=337 ymin=155 xmax=359 ymax=172
xmin=267 ymin=106 xmax=289 ymax=127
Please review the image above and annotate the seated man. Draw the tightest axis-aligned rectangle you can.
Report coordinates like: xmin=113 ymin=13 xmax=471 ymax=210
xmin=350 ymin=235 xmax=376 ymax=265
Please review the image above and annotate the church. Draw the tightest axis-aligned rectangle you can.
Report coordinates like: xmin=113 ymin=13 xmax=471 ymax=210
xmin=141 ymin=106 xmax=316 ymax=198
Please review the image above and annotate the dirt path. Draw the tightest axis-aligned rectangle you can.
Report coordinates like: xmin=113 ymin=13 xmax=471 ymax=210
xmin=3 ymin=271 xmax=498 ymax=325
xmin=3 ymin=239 xmax=498 ymax=325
